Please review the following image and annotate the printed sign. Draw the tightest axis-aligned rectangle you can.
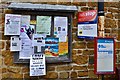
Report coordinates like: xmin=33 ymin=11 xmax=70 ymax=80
xmin=30 ymin=54 xmax=46 ymax=76
xmin=94 ymin=38 xmax=116 ymax=74
xmin=4 ymin=14 xmax=21 ymax=35
xmin=78 ymin=10 xmax=97 ymax=39
xmin=54 ymin=17 xmax=68 ymax=42
xmin=10 ymin=36 xmax=21 ymax=51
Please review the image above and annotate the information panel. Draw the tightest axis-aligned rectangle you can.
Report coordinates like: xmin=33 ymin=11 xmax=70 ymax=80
xmin=78 ymin=10 xmax=98 ymax=39
xmin=94 ymin=38 xmax=116 ymax=74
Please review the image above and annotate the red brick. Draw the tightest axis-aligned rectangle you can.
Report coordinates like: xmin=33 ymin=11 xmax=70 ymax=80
xmin=8 ymin=67 xmax=21 ymax=73
xmin=73 ymin=42 xmax=86 ymax=49
xmin=47 ymin=66 xmax=55 ymax=71
xmin=72 ymin=2 xmax=87 ymax=6
xmin=74 ymin=55 xmax=88 ymax=65
xmin=118 ymin=20 xmax=120 ymax=28
xmin=72 ymin=34 xmax=79 ymax=41
xmin=111 ymin=29 xmax=118 ymax=34
xmin=81 ymin=7 xmax=89 ymax=11
xmin=44 ymin=72 xmax=58 ymax=78
xmin=73 ymin=66 xmax=87 ymax=71
xmin=85 ymin=39 xmax=94 ymax=43
xmin=104 ymin=7 xmax=108 ymax=13
xmin=108 ymin=7 xmax=119 ymax=13
xmin=59 ymin=72 xmax=69 ymax=78
xmin=104 ymin=2 xmax=119 ymax=8
xmin=0 ymin=41 xmax=4 ymax=49
xmin=2 ymin=68 xmax=8 ymax=73
xmin=2 ymin=72 xmax=23 ymax=78
xmin=72 ymin=49 xmax=77 ymax=55
xmin=72 ymin=27 xmax=77 ymax=33
xmin=87 ymin=42 xmax=94 ymax=49
xmin=118 ymin=55 xmax=120 ymax=63
xmin=105 ymin=13 xmax=113 ymax=19
xmin=88 ymin=64 xmax=94 ymax=70
xmin=0 ymin=32 xmax=10 ymax=40
xmin=105 ymin=19 xmax=117 ymax=28
xmin=77 ymin=50 xmax=82 ymax=55
xmin=116 ymin=42 xmax=120 ymax=49
xmin=0 ymin=57 xmax=2 ymax=67
xmin=88 ymin=70 xmax=97 ymax=78
xmin=71 ymin=71 xmax=77 ymax=78
xmin=114 ymin=13 xmax=119 ymax=19
xmin=2 ymin=50 xmax=25 ymax=67
xmin=57 ymin=2 xmax=71 ymax=5
xmin=83 ymin=49 xmax=94 ymax=55
xmin=57 ymin=66 xmax=72 ymax=71
xmin=73 ymin=19 xmax=78 ymax=28
xmin=0 ymin=26 xmax=4 ymax=32
xmin=89 ymin=7 xmax=95 ymax=10
xmin=105 ymin=28 xmax=111 ymax=33
xmin=78 ymin=71 xmax=88 ymax=77
xmin=6 ymin=40 xmax=10 ymax=50
xmin=22 ymin=67 xmax=29 ymax=73
xmin=118 ymin=34 xmax=120 ymax=41
xmin=88 ymin=2 xmax=97 ymax=7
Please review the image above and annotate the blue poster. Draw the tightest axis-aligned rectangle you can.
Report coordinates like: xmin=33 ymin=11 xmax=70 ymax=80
xmin=97 ymin=39 xmax=114 ymax=72
xmin=45 ymin=38 xmax=59 ymax=57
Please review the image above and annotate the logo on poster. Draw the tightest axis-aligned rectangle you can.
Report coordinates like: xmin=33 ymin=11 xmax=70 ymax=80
xmin=98 ymin=45 xmax=106 ymax=48
xmin=78 ymin=10 xmax=97 ymax=22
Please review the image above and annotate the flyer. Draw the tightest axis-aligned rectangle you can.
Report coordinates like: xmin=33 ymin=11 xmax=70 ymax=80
xmin=97 ymin=39 xmax=114 ymax=72
xmin=10 ymin=36 xmax=21 ymax=51
xmin=36 ymin=16 xmax=51 ymax=35
xmin=54 ymin=17 xmax=68 ymax=42
xmin=4 ymin=14 xmax=21 ymax=35
xmin=19 ymin=39 xmax=33 ymax=59
xmin=21 ymin=15 xmax=30 ymax=28
xmin=19 ymin=25 xmax=35 ymax=59
xmin=45 ymin=38 xmax=59 ymax=57
xmin=30 ymin=54 xmax=46 ymax=76
xmin=32 ymin=34 xmax=46 ymax=52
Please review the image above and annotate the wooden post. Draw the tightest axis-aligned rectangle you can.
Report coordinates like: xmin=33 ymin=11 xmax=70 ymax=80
xmin=98 ymin=0 xmax=105 ymax=80
xmin=98 ymin=0 xmax=104 ymax=37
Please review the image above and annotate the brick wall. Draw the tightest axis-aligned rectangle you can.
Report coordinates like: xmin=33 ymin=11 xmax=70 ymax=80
xmin=0 ymin=1 xmax=119 ymax=79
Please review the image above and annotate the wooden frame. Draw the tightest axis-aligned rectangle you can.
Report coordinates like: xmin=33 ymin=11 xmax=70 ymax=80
xmin=7 ymin=7 xmax=75 ymax=63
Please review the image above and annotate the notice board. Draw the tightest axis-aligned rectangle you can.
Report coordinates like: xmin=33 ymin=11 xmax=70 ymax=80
xmin=94 ymin=37 xmax=116 ymax=74
xmin=6 ymin=3 xmax=77 ymax=63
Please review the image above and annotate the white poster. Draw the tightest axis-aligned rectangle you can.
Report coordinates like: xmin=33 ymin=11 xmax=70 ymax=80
xmin=78 ymin=24 xmax=97 ymax=38
xmin=30 ymin=54 xmax=46 ymax=76
xmin=10 ymin=36 xmax=21 ymax=51
xmin=97 ymin=39 xmax=114 ymax=72
xmin=19 ymin=24 xmax=34 ymax=59
xmin=54 ymin=17 xmax=68 ymax=42
xmin=4 ymin=14 xmax=21 ymax=35
xmin=32 ymin=34 xmax=46 ymax=52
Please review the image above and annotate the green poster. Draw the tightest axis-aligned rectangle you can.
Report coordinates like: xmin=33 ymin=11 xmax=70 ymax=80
xmin=36 ymin=16 xmax=51 ymax=35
